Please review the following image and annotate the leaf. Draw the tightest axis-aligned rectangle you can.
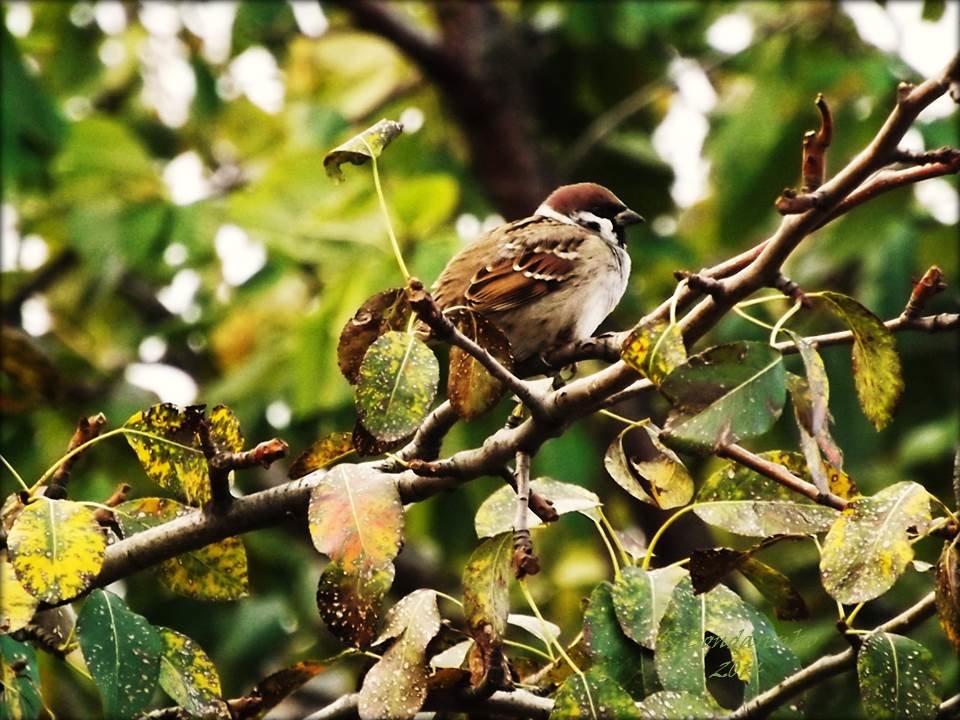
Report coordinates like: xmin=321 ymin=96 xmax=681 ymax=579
xmin=475 ymin=478 xmax=601 ymax=538
xmin=337 ymin=288 xmax=411 ymax=384
xmin=208 ymin=404 xmax=244 ymax=454
xmin=0 ymin=636 xmax=42 ymax=720
xmin=689 ymin=537 xmax=808 ymax=620
xmin=116 ymin=498 xmax=249 ymax=601
xmin=77 ymin=589 xmax=162 ymax=719
xmin=604 ymin=424 xmax=693 ymax=509
xmin=7 ymin=498 xmax=107 ymax=604
xmin=935 ymin=539 xmax=960 ymax=654
xmin=508 ymin=613 xmax=561 ymax=645
xmin=660 ymin=342 xmax=786 ymax=453
xmin=158 ymin=627 xmax=229 ymax=719
xmin=813 ymin=292 xmax=903 ymax=430
xmin=351 ymin=419 xmax=410 ymax=457
xmin=820 ymin=481 xmax=931 ymax=603
xmin=784 ymin=332 xmax=829 ymax=436
xmin=446 ymin=308 xmax=513 ymax=420
xmin=637 ymin=691 xmax=721 ymax=719
xmin=358 ymin=590 xmax=441 ymax=720
xmin=244 ymin=661 xmax=326 ymax=719
xmin=856 ymin=632 xmax=941 ymax=719
xmin=462 ymin=533 xmax=512 ymax=687
xmin=621 ymin=319 xmax=687 ymax=386
xmin=124 ymin=403 xmax=209 ymax=505
xmin=355 ymin=331 xmax=439 ymax=442
xmin=550 ymin=667 xmax=639 ymax=719
xmin=694 ymin=451 xmax=840 ymax=537
xmin=324 ymin=118 xmax=404 ymax=183
xmin=309 ymin=464 xmax=403 ymax=647
xmin=316 ymin=559 xmax=394 ymax=648
xmin=0 ymin=559 xmax=39 ymax=634
xmin=288 ymin=432 xmax=355 ymax=479
xmin=430 ymin=640 xmax=473 ymax=669
xmin=583 ymin=583 xmax=654 ymax=698
xmin=610 ymin=565 xmax=688 ymax=649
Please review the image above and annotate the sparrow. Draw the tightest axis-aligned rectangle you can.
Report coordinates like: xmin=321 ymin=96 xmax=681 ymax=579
xmin=432 ymin=182 xmax=644 ymax=362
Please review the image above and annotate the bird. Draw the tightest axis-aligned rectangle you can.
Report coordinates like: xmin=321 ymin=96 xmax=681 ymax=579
xmin=432 ymin=182 xmax=644 ymax=363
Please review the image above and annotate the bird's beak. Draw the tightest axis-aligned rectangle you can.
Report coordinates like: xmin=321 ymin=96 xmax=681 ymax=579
xmin=615 ymin=208 xmax=645 ymax=226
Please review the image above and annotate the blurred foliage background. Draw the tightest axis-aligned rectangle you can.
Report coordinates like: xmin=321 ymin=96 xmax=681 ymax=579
xmin=1 ymin=1 xmax=957 ymax=716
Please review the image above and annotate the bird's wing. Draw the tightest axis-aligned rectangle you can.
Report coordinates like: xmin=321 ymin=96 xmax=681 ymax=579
xmin=463 ymin=221 xmax=589 ymax=313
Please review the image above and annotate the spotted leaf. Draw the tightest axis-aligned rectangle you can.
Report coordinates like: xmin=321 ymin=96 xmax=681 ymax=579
xmin=820 ymin=482 xmax=931 ymax=603
xmin=337 ymin=288 xmax=411 ymax=384
xmin=813 ymin=292 xmax=903 ymax=430
xmin=446 ymin=308 xmax=513 ymax=420
xmin=316 ymin=559 xmax=394 ymax=648
xmin=474 ymin=477 xmax=600 ymax=538
xmin=77 ymin=589 xmax=162 ymax=720
xmin=584 ymin=582 xmax=654 ymax=698
xmin=158 ymin=627 xmax=229 ymax=719
xmin=935 ymin=539 xmax=960 ymax=654
xmin=857 ymin=632 xmax=941 ymax=719
xmin=288 ymin=432 xmax=355 ymax=479
xmin=621 ymin=319 xmax=687 ymax=386
xmin=124 ymin=403 xmax=209 ymax=505
xmin=637 ymin=691 xmax=721 ymax=719
xmin=355 ymin=331 xmax=439 ymax=442
xmin=358 ymin=590 xmax=441 ymax=720
xmin=0 ymin=636 xmax=42 ymax=720
xmin=0 ymin=558 xmax=39 ymax=634
xmin=694 ymin=451 xmax=839 ymax=537
xmin=7 ymin=498 xmax=106 ymax=604
xmin=116 ymin=497 xmax=248 ymax=601
xmin=610 ymin=565 xmax=688 ymax=649
xmin=324 ymin=118 xmax=404 ymax=183
xmin=550 ymin=667 xmax=638 ymax=719
xmin=462 ymin=533 xmax=512 ymax=688
xmin=208 ymin=404 xmax=244 ymax=454
xmin=604 ymin=423 xmax=693 ymax=509
xmin=660 ymin=342 xmax=786 ymax=453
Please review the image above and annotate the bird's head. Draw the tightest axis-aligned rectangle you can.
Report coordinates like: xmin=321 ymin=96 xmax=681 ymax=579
xmin=535 ymin=182 xmax=644 ymax=248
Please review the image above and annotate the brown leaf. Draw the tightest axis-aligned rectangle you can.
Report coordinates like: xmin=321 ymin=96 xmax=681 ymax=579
xmin=935 ymin=540 xmax=960 ymax=654
xmin=351 ymin=420 xmax=410 ymax=457
xmin=445 ymin=308 xmax=513 ymax=420
xmin=337 ymin=288 xmax=411 ymax=384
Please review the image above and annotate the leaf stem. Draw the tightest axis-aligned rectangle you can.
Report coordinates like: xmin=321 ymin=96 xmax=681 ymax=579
xmin=598 ymin=409 xmax=647 ymax=427
xmin=503 ymin=638 xmax=554 ymax=662
xmin=518 ymin=579 xmax=557 ymax=661
xmin=0 ymin=454 xmax=29 ymax=492
xmin=843 ymin=602 xmax=866 ymax=628
xmin=598 ymin=508 xmax=633 ymax=567
xmin=733 ymin=305 xmax=777 ymax=331
xmin=769 ymin=299 xmax=803 ymax=345
xmin=433 ymin=590 xmax=464 ymax=607
xmin=669 ymin=279 xmax=688 ymax=326
xmin=593 ymin=518 xmax=622 ymax=581
xmin=642 ymin=503 xmax=699 ymax=570
xmin=361 ymin=136 xmax=409 ymax=280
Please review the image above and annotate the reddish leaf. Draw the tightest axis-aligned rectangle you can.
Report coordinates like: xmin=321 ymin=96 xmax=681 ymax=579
xmin=337 ymin=288 xmax=411 ymax=384
xmin=446 ymin=308 xmax=513 ymax=420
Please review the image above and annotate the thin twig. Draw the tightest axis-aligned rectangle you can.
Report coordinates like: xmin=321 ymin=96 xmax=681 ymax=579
xmin=46 ymin=413 xmax=107 ymax=498
xmin=901 ymin=265 xmax=947 ymax=320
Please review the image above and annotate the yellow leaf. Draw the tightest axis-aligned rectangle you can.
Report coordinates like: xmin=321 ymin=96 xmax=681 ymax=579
xmin=6 ymin=499 xmax=106 ymax=604
xmin=0 ymin=558 xmax=39 ymax=634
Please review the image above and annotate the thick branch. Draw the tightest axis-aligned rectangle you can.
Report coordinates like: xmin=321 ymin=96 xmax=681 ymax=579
xmin=727 ymin=592 xmax=937 ymax=719
xmin=304 ymin=688 xmax=552 ymax=720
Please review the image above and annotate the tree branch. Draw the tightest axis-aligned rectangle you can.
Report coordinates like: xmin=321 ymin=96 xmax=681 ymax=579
xmin=727 ymin=592 xmax=937 ymax=719
xmin=304 ymin=687 xmax=552 ymax=720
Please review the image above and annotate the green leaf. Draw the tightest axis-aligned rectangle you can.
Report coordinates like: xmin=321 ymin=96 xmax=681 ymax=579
xmin=77 ymin=589 xmax=162 ymax=719
xmin=462 ymin=533 xmax=512 ymax=685
xmin=820 ymin=481 xmax=931 ymax=603
xmin=324 ymin=118 xmax=404 ymax=183
xmin=784 ymin=332 xmax=829 ymax=436
xmin=124 ymin=403 xmax=209 ymax=505
xmin=7 ymin=498 xmax=106 ymax=604
xmin=337 ymin=288 xmax=411 ymax=384
xmin=604 ymin=424 xmax=693 ymax=509
xmin=660 ymin=342 xmax=786 ymax=453
xmin=446 ymin=308 xmax=513 ymax=420
xmin=637 ymin=691 xmax=721 ymax=719
xmin=288 ymin=432 xmax=355 ymax=479
xmin=813 ymin=292 xmax=903 ymax=430
xmin=922 ymin=0 xmax=946 ymax=21
xmin=857 ymin=633 xmax=941 ymax=719
xmin=694 ymin=451 xmax=840 ymax=537
xmin=475 ymin=478 xmax=600 ymax=538
xmin=550 ymin=667 xmax=639 ymax=719
xmin=116 ymin=498 xmax=249 ymax=601
xmin=358 ymin=590 xmax=441 ymax=720
xmin=610 ymin=565 xmax=688 ymax=649
xmin=0 ymin=559 xmax=39 ymax=634
xmin=308 ymin=464 xmax=403 ymax=646
xmin=621 ymin=320 xmax=687 ymax=386
xmin=158 ymin=627 xmax=229 ymax=719
xmin=0 ymin=636 xmax=42 ymax=720
xmin=584 ymin=583 xmax=654 ymax=698
xmin=355 ymin=331 xmax=439 ymax=442
xmin=934 ymin=539 xmax=960 ymax=654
